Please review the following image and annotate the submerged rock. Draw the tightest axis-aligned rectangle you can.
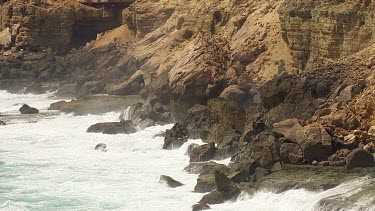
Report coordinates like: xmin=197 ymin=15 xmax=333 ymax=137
xmin=87 ymin=120 xmax=138 ymax=134
xmin=192 ymin=203 xmax=210 ymax=211
xmin=19 ymin=104 xmax=39 ymax=114
xmin=94 ymin=143 xmax=107 ymax=152
xmin=346 ymin=149 xmax=375 ymax=170
xmin=159 ymin=175 xmax=184 ymax=188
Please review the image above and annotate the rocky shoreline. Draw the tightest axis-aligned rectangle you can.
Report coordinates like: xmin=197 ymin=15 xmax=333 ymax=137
xmin=1 ymin=0 xmax=375 ymax=210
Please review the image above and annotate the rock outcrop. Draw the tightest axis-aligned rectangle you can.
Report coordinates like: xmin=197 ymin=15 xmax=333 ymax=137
xmin=159 ymin=175 xmax=184 ymax=188
xmin=19 ymin=104 xmax=39 ymax=114
xmin=87 ymin=120 xmax=138 ymax=134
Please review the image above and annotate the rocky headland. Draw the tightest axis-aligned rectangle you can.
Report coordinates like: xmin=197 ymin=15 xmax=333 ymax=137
xmin=1 ymin=0 xmax=375 ymax=210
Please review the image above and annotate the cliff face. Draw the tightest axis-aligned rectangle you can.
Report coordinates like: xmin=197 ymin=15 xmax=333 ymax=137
xmin=0 ymin=0 xmax=126 ymax=52
xmin=279 ymin=0 xmax=375 ymax=69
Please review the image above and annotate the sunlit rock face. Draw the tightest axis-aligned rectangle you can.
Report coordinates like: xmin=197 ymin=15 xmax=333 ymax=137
xmin=279 ymin=0 xmax=375 ymax=69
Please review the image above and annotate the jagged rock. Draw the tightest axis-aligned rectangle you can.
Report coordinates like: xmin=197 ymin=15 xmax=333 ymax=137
xmin=231 ymin=132 xmax=279 ymax=169
xmin=94 ymin=143 xmax=107 ymax=152
xmin=0 ymin=120 xmax=6 ymax=125
xmin=183 ymin=104 xmax=209 ymax=139
xmin=152 ymin=131 xmax=165 ymax=139
xmin=190 ymin=142 xmax=216 ymax=162
xmin=368 ymin=126 xmax=375 ymax=136
xmin=280 ymin=143 xmax=304 ymax=164
xmin=163 ymin=123 xmax=188 ymax=150
xmin=229 ymin=158 xmax=260 ymax=175
xmin=200 ymin=98 xmax=246 ymax=144
xmin=227 ymin=170 xmax=249 ymax=183
xmin=0 ymin=27 xmax=11 ymax=49
xmin=197 ymin=171 xmax=240 ymax=205
xmin=254 ymin=167 xmax=270 ymax=182
xmin=24 ymin=81 xmax=44 ymax=94
xmin=185 ymin=143 xmax=199 ymax=156
xmin=273 ymin=118 xmax=307 ymax=144
xmin=194 ymin=174 xmax=216 ymax=193
xmin=19 ymin=104 xmax=39 ymax=114
xmin=107 ymin=70 xmax=145 ymax=95
xmin=87 ymin=120 xmax=138 ymax=134
xmin=219 ymin=85 xmax=250 ymax=106
xmin=346 ymin=149 xmax=375 ymax=170
xmin=159 ymin=175 xmax=184 ymax=188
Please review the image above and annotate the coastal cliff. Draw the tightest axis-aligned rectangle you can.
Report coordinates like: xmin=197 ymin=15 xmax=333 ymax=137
xmin=0 ymin=0 xmax=375 ymax=210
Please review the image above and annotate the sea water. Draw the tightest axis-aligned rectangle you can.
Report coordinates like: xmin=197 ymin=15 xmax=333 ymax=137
xmin=0 ymin=91 xmax=374 ymax=211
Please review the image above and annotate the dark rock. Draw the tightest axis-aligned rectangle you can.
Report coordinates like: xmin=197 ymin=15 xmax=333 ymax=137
xmin=254 ymin=167 xmax=269 ymax=182
xmin=0 ymin=120 xmax=6 ymax=125
xmin=184 ymin=161 xmax=230 ymax=175
xmin=200 ymin=98 xmax=246 ymax=144
xmin=229 ymin=158 xmax=260 ymax=175
xmin=301 ymin=140 xmax=332 ymax=164
xmin=87 ymin=120 xmax=138 ymax=134
xmin=280 ymin=143 xmax=304 ymax=164
xmin=19 ymin=104 xmax=39 ymax=114
xmin=139 ymin=118 xmax=156 ymax=129
xmin=24 ymin=81 xmax=44 ymax=94
xmin=197 ymin=171 xmax=240 ymax=205
xmin=159 ymin=175 xmax=184 ymax=188
xmin=194 ymin=174 xmax=216 ymax=193
xmin=94 ymin=143 xmax=107 ymax=152
xmin=346 ymin=149 xmax=375 ymax=170
xmin=186 ymin=143 xmax=199 ymax=156
xmin=163 ymin=123 xmax=188 ymax=150
xmin=227 ymin=170 xmax=249 ymax=183
xmin=192 ymin=203 xmax=210 ymax=211
xmin=190 ymin=142 xmax=216 ymax=162
xmin=183 ymin=104 xmax=209 ymax=139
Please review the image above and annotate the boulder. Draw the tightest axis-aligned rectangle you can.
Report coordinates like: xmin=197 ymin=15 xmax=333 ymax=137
xmin=219 ymin=85 xmax=250 ymax=106
xmin=194 ymin=174 xmax=216 ymax=193
xmin=192 ymin=203 xmax=210 ymax=211
xmin=87 ymin=120 xmax=138 ymax=134
xmin=346 ymin=149 xmax=375 ymax=170
xmin=190 ymin=142 xmax=216 ymax=162
xmin=24 ymin=81 xmax=44 ymax=94
xmin=0 ymin=120 xmax=6 ymax=125
xmin=280 ymin=143 xmax=304 ymax=164
xmin=197 ymin=171 xmax=240 ymax=205
xmin=272 ymin=118 xmax=306 ymax=144
xmin=368 ymin=126 xmax=375 ymax=136
xmin=163 ymin=123 xmax=188 ymax=150
xmin=159 ymin=175 xmax=184 ymax=188
xmin=184 ymin=161 xmax=230 ymax=175
xmin=19 ymin=104 xmax=39 ymax=114
xmin=94 ymin=143 xmax=107 ymax=152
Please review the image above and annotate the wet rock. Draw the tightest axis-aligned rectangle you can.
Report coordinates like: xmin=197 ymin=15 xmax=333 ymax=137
xmin=192 ymin=203 xmax=210 ymax=211
xmin=227 ymin=170 xmax=249 ymax=183
xmin=159 ymin=175 xmax=184 ymax=188
xmin=139 ymin=118 xmax=156 ymax=129
xmin=184 ymin=161 xmax=230 ymax=175
xmin=194 ymin=174 xmax=216 ymax=193
xmin=163 ymin=123 xmax=188 ymax=150
xmin=190 ymin=142 xmax=216 ymax=162
xmin=87 ymin=120 xmax=138 ymax=135
xmin=94 ymin=143 xmax=107 ymax=152
xmin=197 ymin=171 xmax=240 ymax=205
xmin=19 ymin=104 xmax=39 ymax=114
xmin=230 ymin=158 xmax=260 ymax=175
xmin=185 ymin=143 xmax=199 ymax=156
xmin=254 ymin=167 xmax=270 ymax=182
xmin=24 ymin=81 xmax=44 ymax=94
xmin=183 ymin=104 xmax=209 ymax=139
xmin=0 ymin=120 xmax=6 ymax=125
xmin=346 ymin=149 xmax=375 ymax=170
